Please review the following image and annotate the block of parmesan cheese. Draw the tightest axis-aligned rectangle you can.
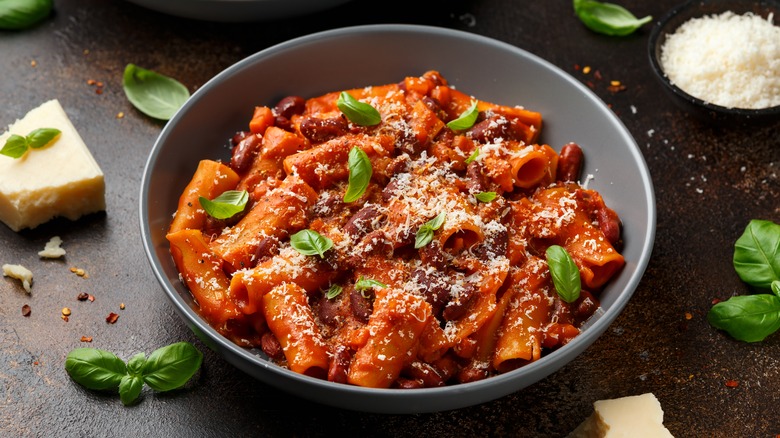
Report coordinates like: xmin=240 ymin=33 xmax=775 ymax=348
xmin=0 ymin=100 xmax=105 ymax=231
xmin=568 ymin=393 xmax=675 ymax=438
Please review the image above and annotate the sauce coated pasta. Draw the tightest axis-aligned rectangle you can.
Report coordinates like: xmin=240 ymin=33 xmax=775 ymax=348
xmin=167 ymin=71 xmax=625 ymax=388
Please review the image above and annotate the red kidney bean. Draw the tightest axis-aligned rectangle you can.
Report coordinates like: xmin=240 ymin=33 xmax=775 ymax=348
xmin=411 ymin=267 xmax=449 ymax=316
xmin=260 ymin=332 xmax=284 ymax=361
xmin=299 ymin=115 xmax=348 ymax=143
xmin=231 ymin=130 xmax=249 ymax=147
xmin=557 ymin=142 xmax=584 ymax=182
xmin=469 ymin=114 xmax=509 ymax=143
xmin=274 ymin=95 xmax=305 ymax=119
xmin=230 ymin=133 xmax=262 ymax=173
xmin=327 ymin=345 xmax=351 ymax=384
xmin=465 ymin=161 xmax=487 ymax=193
xmin=418 ymin=240 xmax=446 ymax=270
xmin=457 ymin=365 xmax=488 ymax=383
xmin=350 ymin=289 xmax=373 ymax=323
xmin=252 ymin=236 xmax=280 ymax=266
xmin=344 ymin=205 xmax=382 ymax=240
xmin=407 ymin=361 xmax=445 ymax=387
xmin=442 ymin=283 xmax=477 ymax=321
xmin=597 ymin=205 xmax=621 ymax=246
xmin=318 ymin=294 xmax=342 ymax=327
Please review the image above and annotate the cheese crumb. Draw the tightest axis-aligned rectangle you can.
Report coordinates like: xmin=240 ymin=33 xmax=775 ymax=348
xmin=3 ymin=264 xmax=33 ymax=293
xmin=38 ymin=235 xmax=66 ymax=258
xmin=568 ymin=393 xmax=674 ymax=438
xmin=660 ymin=11 xmax=780 ymax=109
xmin=0 ymin=99 xmax=106 ymax=231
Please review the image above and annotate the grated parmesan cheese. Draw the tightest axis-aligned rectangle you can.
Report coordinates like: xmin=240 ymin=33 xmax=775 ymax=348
xmin=660 ymin=11 xmax=780 ymax=109
xmin=38 ymin=235 xmax=66 ymax=259
xmin=3 ymin=264 xmax=33 ymax=293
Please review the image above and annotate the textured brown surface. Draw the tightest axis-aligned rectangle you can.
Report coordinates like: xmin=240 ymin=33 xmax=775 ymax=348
xmin=1 ymin=1 xmax=779 ymax=436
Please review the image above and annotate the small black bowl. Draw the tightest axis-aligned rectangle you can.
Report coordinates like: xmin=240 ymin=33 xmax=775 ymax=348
xmin=648 ymin=0 xmax=780 ymax=126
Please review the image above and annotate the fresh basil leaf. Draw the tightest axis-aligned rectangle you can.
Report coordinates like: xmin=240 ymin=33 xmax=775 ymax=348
xmin=119 ymin=374 xmax=144 ymax=406
xmin=475 ymin=191 xmax=497 ymax=203
xmin=65 ymin=348 xmax=127 ymax=391
xmin=355 ymin=276 xmax=387 ymax=291
xmin=122 ymin=64 xmax=190 ymax=121
xmin=464 ymin=148 xmax=480 ymax=164
xmin=546 ymin=245 xmax=581 ymax=303
xmin=325 ymin=284 xmax=343 ymax=300
xmin=707 ymin=294 xmax=780 ymax=343
xmin=26 ymin=127 xmax=60 ymax=149
xmin=290 ymin=229 xmax=333 ymax=258
xmin=141 ymin=342 xmax=203 ymax=392
xmin=414 ymin=212 xmax=446 ymax=249
xmin=772 ymin=281 xmax=780 ymax=298
xmin=733 ymin=219 xmax=780 ymax=289
xmin=573 ymin=0 xmax=651 ymax=36
xmin=0 ymin=134 xmax=29 ymax=159
xmin=337 ymin=92 xmax=381 ymax=126
xmin=343 ymin=147 xmax=372 ymax=203
xmin=0 ymin=0 xmax=52 ymax=30
xmin=199 ymin=190 xmax=248 ymax=220
xmin=446 ymin=100 xmax=479 ymax=131
xmin=126 ymin=352 xmax=146 ymax=375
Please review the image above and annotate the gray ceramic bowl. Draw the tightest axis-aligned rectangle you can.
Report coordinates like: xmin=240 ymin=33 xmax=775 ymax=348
xmin=140 ymin=24 xmax=656 ymax=414
xmin=124 ymin=0 xmax=352 ymax=22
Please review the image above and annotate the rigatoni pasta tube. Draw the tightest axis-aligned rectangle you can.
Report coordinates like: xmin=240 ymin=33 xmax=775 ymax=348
xmin=262 ymin=282 xmax=329 ymax=378
xmin=169 ymin=160 xmax=240 ymax=234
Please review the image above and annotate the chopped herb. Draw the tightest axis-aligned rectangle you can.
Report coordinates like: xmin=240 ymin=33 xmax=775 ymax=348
xmin=475 ymin=191 xmax=497 ymax=203
xmin=122 ymin=64 xmax=190 ymax=121
xmin=464 ymin=148 xmax=480 ymax=164
xmin=325 ymin=284 xmax=343 ymax=300
xmin=355 ymin=276 xmax=387 ymax=291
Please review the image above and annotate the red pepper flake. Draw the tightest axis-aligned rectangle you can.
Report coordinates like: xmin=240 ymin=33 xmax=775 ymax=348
xmin=86 ymin=79 xmax=96 ymax=86
xmin=31 ymin=60 xmax=37 ymax=68
xmin=582 ymin=65 xmax=591 ymax=74
xmin=80 ymin=336 xmax=93 ymax=343
xmin=88 ymin=294 xmax=95 ymax=302
xmin=725 ymin=379 xmax=739 ymax=388
xmin=684 ymin=312 xmax=693 ymax=320
xmin=61 ymin=315 xmax=69 ymax=322
xmin=593 ymin=70 xmax=603 ymax=81
xmin=711 ymin=298 xmax=722 ymax=305
xmin=106 ymin=312 xmax=119 ymax=324
xmin=22 ymin=304 xmax=31 ymax=317
xmin=70 ymin=267 xmax=88 ymax=278
xmin=95 ymin=88 xmax=103 ymax=95
xmin=607 ymin=82 xmax=627 ymax=93
xmin=77 ymin=292 xmax=90 ymax=301
xmin=574 ymin=64 xmax=581 ymax=71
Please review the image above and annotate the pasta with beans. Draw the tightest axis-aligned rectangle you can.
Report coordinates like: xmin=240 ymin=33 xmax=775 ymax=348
xmin=167 ymin=71 xmax=625 ymax=388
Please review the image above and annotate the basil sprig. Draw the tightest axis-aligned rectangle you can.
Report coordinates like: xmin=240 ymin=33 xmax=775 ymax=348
xmin=290 ymin=229 xmax=333 ymax=258
xmin=708 ymin=220 xmax=780 ymax=342
xmin=355 ymin=276 xmax=387 ymax=291
xmin=0 ymin=0 xmax=52 ymax=30
xmin=546 ymin=245 xmax=581 ymax=303
xmin=65 ymin=342 xmax=203 ymax=406
xmin=199 ymin=190 xmax=248 ymax=220
xmin=1 ymin=128 xmax=61 ymax=159
xmin=573 ymin=0 xmax=651 ymax=36
xmin=464 ymin=148 xmax=480 ymax=165
xmin=475 ymin=191 xmax=497 ymax=203
xmin=343 ymin=147 xmax=372 ymax=202
xmin=325 ymin=284 xmax=343 ymax=300
xmin=337 ymin=92 xmax=381 ymax=126
xmin=414 ymin=212 xmax=446 ymax=249
xmin=123 ymin=64 xmax=190 ymax=121
xmin=446 ymin=100 xmax=479 ymax=131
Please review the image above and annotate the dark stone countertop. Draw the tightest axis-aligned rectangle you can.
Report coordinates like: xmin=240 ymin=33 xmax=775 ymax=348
xmin=1 ymin=1 xmax=778 ymax=436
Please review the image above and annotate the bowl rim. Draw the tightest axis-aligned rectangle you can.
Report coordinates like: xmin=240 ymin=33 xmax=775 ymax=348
xmin=647 ymin=0 xmax=780 ymax=117
xmin=139 ymin=23 xmax=657 ymax=413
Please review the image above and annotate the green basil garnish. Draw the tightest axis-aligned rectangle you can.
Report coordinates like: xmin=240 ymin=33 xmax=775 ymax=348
xmin=199 ymin=190 xmax=248 ymax=220
xmin=475 ymin=191 xmax=497 ymax=203
xmin=0 ymin=128 xmax=61 ymax=159
xmin=546 ymin=245 xmax=581 ymax=303
xmin=464 ymin=148 xmax=480 ymax=165
xmin=122 ymin=64 xmax=190 ymax=121
xmin=336 ymin=92 xmax=381 ymax=126
xmin=65 ymin=342 xmax=202 ymax=406
xmin=446 ymin=100 xmax=479 ymax=131
xmin=325 ymin=284 xmax=343 ymax=300
xmin=355 ymin=276 xmax=387 ymax=291
xmin=290 ymin=229 xmax=333 ymax=258
xmin=573 ymin=0 xmax=651 ymax=36
xmin=0 ymin=0 xmax=52 ymax=30
xmin=707 ymin=220 xmax=780 ymax=342
xmin=414 ymin=212 xmax=446 ymax=249
xmin=343 ymin=147 xmax=372 ymax=203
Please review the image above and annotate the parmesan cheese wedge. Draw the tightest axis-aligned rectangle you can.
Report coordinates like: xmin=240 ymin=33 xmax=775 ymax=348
xmin=568 ymin=393 xmax=675 ymax=438
xmin=0 ymin=100 xmax=105 ymax=231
